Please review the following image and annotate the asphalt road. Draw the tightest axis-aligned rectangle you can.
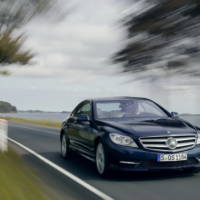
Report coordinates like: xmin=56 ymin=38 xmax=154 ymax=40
xmin=8 ymin=122 xmax=200 ymax=200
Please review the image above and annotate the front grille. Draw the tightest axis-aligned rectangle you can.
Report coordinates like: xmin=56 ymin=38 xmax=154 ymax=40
xmin=139 ymin=134 xmax=197 ymax=152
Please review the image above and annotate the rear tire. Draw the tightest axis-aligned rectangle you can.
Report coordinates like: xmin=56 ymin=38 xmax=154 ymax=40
xmin=61 ymin=134 xmax=71 ymax=159
xmin=95 ymin=142 xmax=110 ymax=177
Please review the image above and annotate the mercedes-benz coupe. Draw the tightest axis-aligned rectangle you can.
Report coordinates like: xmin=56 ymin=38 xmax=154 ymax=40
xmin=60 ymin=97 xmax=200 ymax=176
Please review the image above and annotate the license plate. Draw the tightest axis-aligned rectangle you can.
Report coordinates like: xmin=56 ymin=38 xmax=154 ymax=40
xmin=157 ymin=153 xmax=187 ymax=162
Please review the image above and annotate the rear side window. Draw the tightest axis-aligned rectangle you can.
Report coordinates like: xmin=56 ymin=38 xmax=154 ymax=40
xmin=74 ymin=102 xmax=91 ymax=117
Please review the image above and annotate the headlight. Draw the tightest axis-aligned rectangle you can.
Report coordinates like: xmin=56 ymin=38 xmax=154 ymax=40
xmin=197 ymin=133 xmax=200 ymax=144
xmin=109 ymin=133 xmax=138 ymax=148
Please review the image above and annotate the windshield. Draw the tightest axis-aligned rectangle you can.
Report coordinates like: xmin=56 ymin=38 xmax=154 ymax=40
xmin=95 ymin=99 xmax=169 ymax=120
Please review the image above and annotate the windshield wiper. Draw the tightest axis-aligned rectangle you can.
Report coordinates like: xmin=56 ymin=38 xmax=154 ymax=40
xmin=142 ymin=118 xmax=170 ymax=122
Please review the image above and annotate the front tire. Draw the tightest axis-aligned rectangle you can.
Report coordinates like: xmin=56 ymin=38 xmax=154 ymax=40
xmin=61 ymin=134 xmax=71 ymax=159
xmin=96 ymin=142 xmax=109 ymax=177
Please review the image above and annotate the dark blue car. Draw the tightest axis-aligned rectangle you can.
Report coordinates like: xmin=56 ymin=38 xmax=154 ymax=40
xmin=60 ymin=97 xmax=200 ymax=176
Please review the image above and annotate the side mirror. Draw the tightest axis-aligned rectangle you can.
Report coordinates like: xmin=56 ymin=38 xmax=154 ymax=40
xmin=171 ymin=112 xmax=179 ymax=118
xmin=77 ymin=114 xmax=90 ymax=122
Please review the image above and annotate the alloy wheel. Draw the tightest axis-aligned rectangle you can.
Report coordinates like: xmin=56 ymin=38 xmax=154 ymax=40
xmin=61 ymin=135 xmax=67 ymax=157
xmin=96 ymin=143 xmax=106 ymax=175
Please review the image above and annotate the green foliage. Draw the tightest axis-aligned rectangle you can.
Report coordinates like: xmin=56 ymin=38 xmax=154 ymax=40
xmin=0 ymin=31 xmax=33 ymax=65
xmin=0 ymin=149 xmax=50 ymax=200
xmin=0 ymin=0 xmax=54 ymax=72
xmin=0 ymin=0 xmax=52 ymax=32
xmin=113 ymin=0 xmax=200 ymax=77
xmin=0 ymin=70 xmax=10 ymax=75
xmin=0 ymin=101 xmax=17 ymax=113
xmin=0 ymin=116 xmax=61 ymax=128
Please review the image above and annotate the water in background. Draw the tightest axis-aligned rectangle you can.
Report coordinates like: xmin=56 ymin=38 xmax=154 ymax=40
xmin=180 ymin=115 xmax=200 ymax=127
xmin=0 ymin=112 xmax=69 ymax=122
xmin=0 ymin=112 xmax=200 ymax=126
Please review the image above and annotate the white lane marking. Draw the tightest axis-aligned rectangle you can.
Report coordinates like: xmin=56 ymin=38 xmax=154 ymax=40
xmin=8 ymin=137 xmax=114 ymax=200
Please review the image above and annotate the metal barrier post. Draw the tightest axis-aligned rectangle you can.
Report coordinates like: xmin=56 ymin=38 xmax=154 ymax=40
xmin=0 ymin=119 xmax=8 ymax=152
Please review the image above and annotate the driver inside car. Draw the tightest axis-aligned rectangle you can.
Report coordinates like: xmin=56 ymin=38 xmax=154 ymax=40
xmin=120 ymin=101 xmax=139 ymax=117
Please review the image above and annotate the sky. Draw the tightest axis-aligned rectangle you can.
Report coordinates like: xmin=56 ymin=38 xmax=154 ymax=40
xmin=0 ymin=0 xmax=199 ymax=113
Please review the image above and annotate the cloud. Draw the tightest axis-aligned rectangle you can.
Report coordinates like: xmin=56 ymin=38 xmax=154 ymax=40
xmin=3 ymin=0 xmax=199 ymax=113
xmin=10 ymin=0 xmax=127 ymax=81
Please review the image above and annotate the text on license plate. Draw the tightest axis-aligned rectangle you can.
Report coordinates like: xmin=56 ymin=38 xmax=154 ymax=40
xmin=157 ymin=153 xmax=187 ymax=162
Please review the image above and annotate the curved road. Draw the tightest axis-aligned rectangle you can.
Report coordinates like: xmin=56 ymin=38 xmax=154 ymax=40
xmin=8 ymin=121 xmax=200 ymax=200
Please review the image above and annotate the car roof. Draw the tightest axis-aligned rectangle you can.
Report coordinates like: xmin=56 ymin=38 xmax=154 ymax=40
xmin=85 ymin=96 xmax=151 ymax=102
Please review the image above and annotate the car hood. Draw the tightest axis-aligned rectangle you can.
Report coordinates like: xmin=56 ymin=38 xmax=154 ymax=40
xmin=96 ymin=118 xmax=197 ymax=138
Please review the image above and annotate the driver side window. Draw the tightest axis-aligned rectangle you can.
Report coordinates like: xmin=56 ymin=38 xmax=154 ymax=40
xmin=74 ymin=102 xmax=91 ymax=117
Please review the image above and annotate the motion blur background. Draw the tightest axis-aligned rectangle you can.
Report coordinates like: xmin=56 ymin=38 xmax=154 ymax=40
xmin=1 ymin=1 xmax=200 ymax=199
xmin=0 ymin=0 xmax=200 ymax=114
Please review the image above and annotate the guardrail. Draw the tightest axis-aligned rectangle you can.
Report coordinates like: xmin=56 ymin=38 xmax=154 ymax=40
xmin=0 ymin=119 xmax=8 ymax=152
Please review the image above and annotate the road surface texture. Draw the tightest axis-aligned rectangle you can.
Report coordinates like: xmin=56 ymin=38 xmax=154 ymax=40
xmin=8 ymin=122 xmax=200 ymax=200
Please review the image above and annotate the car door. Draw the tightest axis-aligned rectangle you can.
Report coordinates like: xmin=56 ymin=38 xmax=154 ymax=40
xmin=65 ymin=103 xmax=84 ymax=149
xmin=73 ymin=101 xmax=96 ymax=156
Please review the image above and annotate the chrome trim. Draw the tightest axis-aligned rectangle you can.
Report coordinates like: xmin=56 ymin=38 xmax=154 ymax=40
xmin=120 ymin=161 xmax=140 ymax=165
xmin=195 ymin=158 xmax=200 ymax=162
xmin=80 ymin=154 xmax=95 ymax=162
xmin=69 ymin=144 xmax=94 ymax=158
xmin=140 ymin=134 xmax=196 ymax=138
xmin=139 ymin=134 xmax=197 ymax=152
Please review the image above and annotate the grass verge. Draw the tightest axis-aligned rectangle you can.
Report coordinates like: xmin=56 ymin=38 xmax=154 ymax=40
xmin=0 ymin=149 xmax=51 ymax=200
xmin=0 ymin=116 xmax=61 ymax=129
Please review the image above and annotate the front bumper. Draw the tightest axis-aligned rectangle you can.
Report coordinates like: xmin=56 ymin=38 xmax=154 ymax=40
xmin=105 ymin=140 xmax=200 ymax=172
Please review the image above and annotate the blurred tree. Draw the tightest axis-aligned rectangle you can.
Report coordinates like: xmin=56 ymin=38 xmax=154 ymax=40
xmin=0 ymin=0 xmax=51 ymax=33
xmin=0 ymin=32 xmax=33 ymax=65
xmin=113 ymin=0 xmax=200 ymax=78
xmin=0 ymin=0 xmax=53 ymax=70
xmin=0 ymin=101 xmax=17 ymax=112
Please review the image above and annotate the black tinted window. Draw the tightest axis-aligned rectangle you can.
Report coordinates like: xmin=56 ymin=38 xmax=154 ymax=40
xmin=74 ymin=103 xmax=91 ymax=116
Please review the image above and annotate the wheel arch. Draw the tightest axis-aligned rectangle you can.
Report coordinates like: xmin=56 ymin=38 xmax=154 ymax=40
xmin=60 ymin=129 xmax=65 ymax=141
xmin=94 ymin=137 xmax=101 ymax=150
